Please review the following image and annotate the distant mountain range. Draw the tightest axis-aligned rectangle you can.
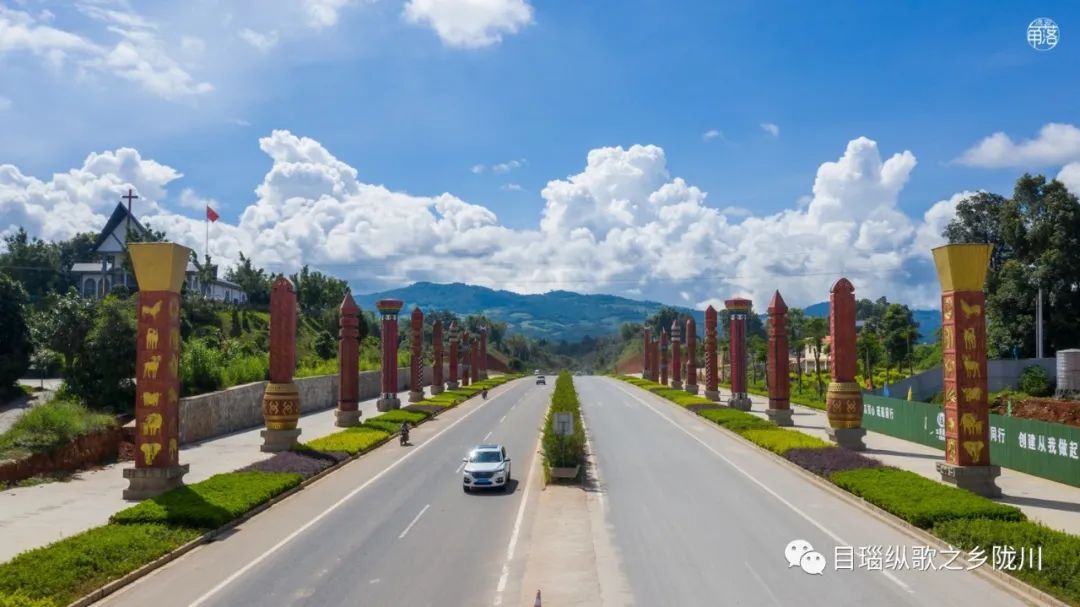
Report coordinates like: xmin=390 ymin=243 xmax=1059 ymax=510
xmin=356 ymin=282 xmax=704 ymax=342
xmin=356 ymin=282 xmax=938 ymax=344
xmin=803 ymin=302 xmax=940 ymax=344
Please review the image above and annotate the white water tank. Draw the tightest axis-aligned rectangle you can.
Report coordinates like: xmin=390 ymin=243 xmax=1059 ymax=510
xmin=1057 ymin=349 xmax=1080 ymax=397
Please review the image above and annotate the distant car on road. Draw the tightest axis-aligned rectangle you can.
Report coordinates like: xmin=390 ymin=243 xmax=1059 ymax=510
xmin=462 ymin=444 xmax=511 ymax=492
xmin=533 ymin=369 xmax=540 ymax=375
xmin=536 ymin=375 xmax=546 ymax=385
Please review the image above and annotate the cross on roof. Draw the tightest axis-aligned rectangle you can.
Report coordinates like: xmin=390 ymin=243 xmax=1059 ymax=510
xmin=121 ymin=188 xmax=139 ymax=208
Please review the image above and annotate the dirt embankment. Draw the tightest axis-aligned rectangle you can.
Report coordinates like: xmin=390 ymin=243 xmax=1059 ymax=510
xmin=989 ymin=395 xmax=1080 ymax=428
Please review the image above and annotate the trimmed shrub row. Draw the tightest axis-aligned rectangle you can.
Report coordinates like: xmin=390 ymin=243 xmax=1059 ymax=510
xmin=304 ymin=427 xmax=391 ymax=456
xmin=613 ymin=375 xmax=1080 ymax=606
xmin=109 ymin=471 xmax=304 ymax=528
xmin=541 ymin=372 xmax=586 ymax=473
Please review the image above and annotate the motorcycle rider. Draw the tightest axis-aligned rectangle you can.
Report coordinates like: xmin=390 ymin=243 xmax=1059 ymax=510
xmin=399 ymin=421 xmax=410 ymax=445
xmin=482 ymin=388 xmax=488 ymax=399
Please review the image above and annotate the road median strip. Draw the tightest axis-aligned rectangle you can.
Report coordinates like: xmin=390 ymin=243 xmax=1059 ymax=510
xmin=540 ymin=372 xmax=585 ymax=484
xmin=612 ymin=374 xmax=1080 ymax=606
xmin=0 ymin=374 xmax=522 ymax=607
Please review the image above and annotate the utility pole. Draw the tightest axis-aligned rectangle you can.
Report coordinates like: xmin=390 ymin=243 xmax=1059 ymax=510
xmin=1036 ymin=286 xmax=1044 ymax=359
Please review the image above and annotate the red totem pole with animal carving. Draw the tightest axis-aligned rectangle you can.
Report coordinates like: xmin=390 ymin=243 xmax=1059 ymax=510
xmin=825 ymin=278 xmax=866 ymax=450
xmin=376 ymin=299 xmax=404 ymax=411
xmin=704 ymin=306 xmax=719 ymax=400
xmin=660 ymin=329 xmax=669 ymax=385
xmin=261 ymin=276 xmax=302 ymax=452
xmin=671 ymin=320 xmax=683 ymax=389
xmin=767 ymin=291 xmax=793 ymax=426
xmin=933 ymin=244 xmax=1000 ymax=496
xmin=432 ymin=320 xmax=445 ymax=395
xmin=685 ymin=317 xmax=698 ymax=395
xmin=123 ymin=243 xmax=190 ymax=500
xmin=335 ymin=293 xmax=360 ymax=427
xmin=409 ymin=308 xmax=424 ymax=403
xmin=725 ymin=298 xmax=752 ymax=411
xmin=448 ymin=321 xmax=460 ymax=389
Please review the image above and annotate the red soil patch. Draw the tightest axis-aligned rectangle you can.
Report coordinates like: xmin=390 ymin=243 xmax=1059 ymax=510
xmin=989 ymin=396 xmax=1080 ymax=428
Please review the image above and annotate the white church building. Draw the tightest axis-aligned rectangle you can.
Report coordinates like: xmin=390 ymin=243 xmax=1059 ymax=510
xmin=69 ymin=204 xmax=247 ymax=303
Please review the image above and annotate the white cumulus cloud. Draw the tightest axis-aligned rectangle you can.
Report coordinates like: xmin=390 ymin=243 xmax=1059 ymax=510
xmin=239 ymin=28 xmax=279 ymax=52
xmin=2 ymin=132 xmax=972 ymax=310
xmin=304 ymin=0 xmax=352 ymax=28
xmin=761 ymin=122 xmax=780 ymax=138
xmin=702 ymin=129 xmax=722 ymax=142
xmin=403 ymin=0 xmax=534 ymax=48
xmin=956 ymin=123 xmax=1080 ymax=168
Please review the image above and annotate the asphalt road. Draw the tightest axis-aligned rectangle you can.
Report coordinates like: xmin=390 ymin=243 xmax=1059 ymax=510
xmin=97 ymin=377 xmax=549 ymax=607
xmin=579 ymin=377 xmax=1032 ymax=607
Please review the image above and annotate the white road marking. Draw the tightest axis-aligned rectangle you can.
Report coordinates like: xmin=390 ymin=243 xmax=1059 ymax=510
xmin=499 ymin=415 xmax=506 ymax=423
xmin=492 ymin=429 xmax=542 ymax=606
xmin=744 ymin=561 xmax=783 ymax=606
xmin=187 ymin=382 xmax=522 ymax=607
xmin=369 ymin=579 xmax=380 ymax=584
xmin=610 ymin=381 xmax=914 ymax=594
xmin=483 ymin=431 xmax=492 ymax=441
xmin=398 ymin=504 xmax=430 ymax=539
xmin=456 ymin=461 xmax=466 ymax=474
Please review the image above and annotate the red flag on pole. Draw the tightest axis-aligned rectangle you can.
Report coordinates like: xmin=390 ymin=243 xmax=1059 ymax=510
xmin=206 ymin=206 xmax=219 ymax=222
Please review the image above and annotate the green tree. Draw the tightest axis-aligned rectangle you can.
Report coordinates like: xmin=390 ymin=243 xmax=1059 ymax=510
xmin=0 ymin=273 xmax=32 ymax=392
xmin=619 ymin=321 xmax=642 ymax=343
xmin=191 ymin=253 xmax=219 ymax=297
xmin=944 ymin=175 xmax=1080 ymax=357
xmin=64 ymin=295 xmax=137 ymax=411
xmin=804 ymin=316 xmax=828 ymax=396
xmin=0 ymin=228 xmax=63 ymax=300
xmin=224 ymin=252 xmax=271 ymax=304
xmin=856 ymin=325 xmax=883 ymax=385
xmin=30 ymin=290 xmax=96 ymax=371
xmin=787 ymin=309 xmax=807 ymax=389
xmin=290 ymin=265 xmax=349 ymax=316
xmin=880 ymin=303 xmax=919 ymax=377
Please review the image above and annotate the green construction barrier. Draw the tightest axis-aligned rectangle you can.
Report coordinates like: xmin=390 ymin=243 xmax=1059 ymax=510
xmin=862 ymin=395 xmax=1080 ymax=487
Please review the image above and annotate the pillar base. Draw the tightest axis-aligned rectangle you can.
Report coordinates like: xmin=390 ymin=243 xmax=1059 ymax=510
xmin=408 ymin=390 xmax=424 ymax=403
xmin=705 ymin=389 xmax=720 ymax=401
xmin=767 ymin=408 xmax=794 ymax=427
xmin=685 ymin=383 xmax=699 ymax=395
xmin=671 ymin=380 xmax=683 ymax=390
xmin=335 ymin=409 xmax=360 ymax=427
xmin=123 ymin=464 xmax=189 ymax=501
xmin=447 ymin=380 xmax=459 ymax=389
xmin=261 ymin=428 xmax=302 ymax=452
xmin=937 ymin=462 xmax=1002 ymax=497
xmin=728 ymin=393 xmax=752 ymax=411
xmin=827 ymin=427 xmax=867 ymax=451
xmin=431 ymin=384 xmax=444 ymax=395
xmin=377 ymin=395 xmax=401 ymax=412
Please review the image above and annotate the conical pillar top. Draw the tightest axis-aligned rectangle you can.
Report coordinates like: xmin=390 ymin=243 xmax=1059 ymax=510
xmin=339 ymin=292 xmax=359 ymax=315
xmin=768 ymin=290 xmax=787 ymax=314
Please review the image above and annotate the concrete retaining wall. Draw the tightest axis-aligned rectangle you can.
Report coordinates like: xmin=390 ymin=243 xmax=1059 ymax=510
xmin=179 ymin=364 xmax=450 ymax=445
xmin=872 ymin=357 xmax=1057 ymax=401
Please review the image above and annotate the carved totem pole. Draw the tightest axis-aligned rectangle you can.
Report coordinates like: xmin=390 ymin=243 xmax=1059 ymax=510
xmin=671 ymin=320 xmax=683 ymax=389
xmin=432 ymin=319 xmax=445 ymax=395
xmin=933 ymin=244 xmax=1001 ymax=496
xmin=685 ymin=317 xmax=698 ymax=394
xmin=447 ymin=321 xmax=460 ymax=389
xmin=704 ymin=305 xmax=719 ymax=400
xmin=335 ymin=293 xmax=361 ymax=427
xmin=262 ymin=276 xmax=302 ymax=452
xmin=408 ymin=307 xmax=424 ymax=403
xmin=376 ymin=299 xmax=404 ymax=411
xmin=767 ymin=291 xmax=793 ymax=426
xmin=479 ymin=327 xmax=489 ymax=380
xmin=825 ymin=278 xmax=866 ymax=450
xmin=123 ymin=243 xmax=190 ymax=500
xmin=461 ymin=330 xmax=471 ymax=386
xmin=725 ymin=298 xmax=752 ymax=411
xmin=660 ymin=329 xmax=669 ymax=385
xmin=642 ymin=325 xmax=652 ymax=380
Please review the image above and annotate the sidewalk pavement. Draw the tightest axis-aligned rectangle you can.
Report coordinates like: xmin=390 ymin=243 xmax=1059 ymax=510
xmin=0 ymin=387 xmax=422 ymax=564
xmin=735 ymin=392 xmax=1080 ymax=535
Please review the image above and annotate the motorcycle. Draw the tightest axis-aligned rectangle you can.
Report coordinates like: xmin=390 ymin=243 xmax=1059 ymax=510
xmin=399 ymin=427 xmax=410 ymax=446
xmin=482 ymin=389 xmax=488 ymax=399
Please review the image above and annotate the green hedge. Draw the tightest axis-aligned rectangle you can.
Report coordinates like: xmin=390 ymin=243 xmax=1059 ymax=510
xmin=0 ymin=524 xmax=202 ymax=606
xmin=696 ymin=407 xmax=774 ymax=431
xmin=366 ymin=409 xmax=428 ymax=424
xmin=110 ymin=471 xmax=302 ymax=528
xmin=831 ymin=468 xmax=1025 ymax=528
xmin=0 ymin=399 xmax=116 ymax=460
xmin=0 ymin=592 xmax=56 ymax=607
xmin=739 ymin=428 xmax=831 ymax=454
xmin=304 ymin=427 xmax=390 ymax=455
xmin=541 ymin=372 xmax=586 ymax=470
xmin=932 ymin=518 xmax=1080 ymax=605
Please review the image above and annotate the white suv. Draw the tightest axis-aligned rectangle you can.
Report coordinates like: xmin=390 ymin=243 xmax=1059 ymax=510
xmin=462 ymin=444 xmax=511 ymax=492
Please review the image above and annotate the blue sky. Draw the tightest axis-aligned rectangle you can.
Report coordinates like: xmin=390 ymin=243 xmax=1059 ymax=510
xmin=1 ymin=0 xmax=1079 ymax=310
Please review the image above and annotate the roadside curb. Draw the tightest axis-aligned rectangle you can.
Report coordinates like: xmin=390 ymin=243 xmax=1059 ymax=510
xmin=615 ymin=379 xmax=1069 ymax=607
xmin=64 ymin=378 xmax=519 ymax=607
